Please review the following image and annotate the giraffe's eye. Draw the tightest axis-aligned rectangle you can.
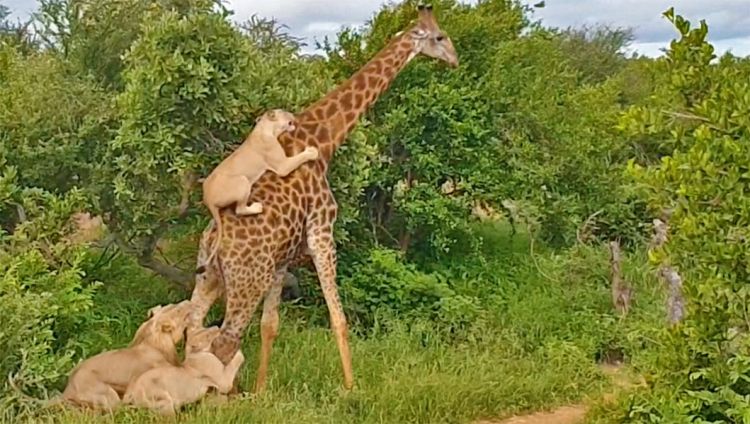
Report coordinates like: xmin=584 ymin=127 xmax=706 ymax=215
xmin=436 ymin=35 xmax=445 ymax=42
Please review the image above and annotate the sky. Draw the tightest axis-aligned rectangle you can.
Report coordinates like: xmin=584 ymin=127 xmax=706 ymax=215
xmin=3 ymin=0 xmax=750 ymax=57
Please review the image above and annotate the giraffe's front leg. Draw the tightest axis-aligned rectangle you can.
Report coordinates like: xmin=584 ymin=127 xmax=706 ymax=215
xmin=307 ymin=227 xmax=354 ymax=390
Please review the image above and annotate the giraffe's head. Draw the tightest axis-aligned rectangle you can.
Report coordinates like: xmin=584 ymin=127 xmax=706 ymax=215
xmin=408 ymin=4 xmax=458 ymax=68
xmin=256 ymin=108 xmax=298 ymax=138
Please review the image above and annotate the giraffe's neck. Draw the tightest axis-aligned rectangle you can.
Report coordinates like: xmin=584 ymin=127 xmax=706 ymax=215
xmin=297 ymin=32 xmax=417 ymax=162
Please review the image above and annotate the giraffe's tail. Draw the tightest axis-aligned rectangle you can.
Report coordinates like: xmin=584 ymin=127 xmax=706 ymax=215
xmin=197 ymin=208 xmax=223 ymax=274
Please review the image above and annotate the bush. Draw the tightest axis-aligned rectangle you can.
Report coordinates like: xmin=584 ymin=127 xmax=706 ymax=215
xmin=0 ymin=46 xmax=113 ymax=195
xmin=340 ymin=248 xmax=482 ymax=330
xmin=0 ymin=171 xmax=100 ymax=416
xmin=615 ymin=9 xmax=750 ymax=422
xmin=0 ymin=250 xmax=97 ymax=402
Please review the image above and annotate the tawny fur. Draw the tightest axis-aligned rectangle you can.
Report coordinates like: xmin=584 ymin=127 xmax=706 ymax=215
xmin=198 ymin=109 xmax=319 ymax=272
xmin=53 ymin=301 xmax=193 ymax=411
xmin=123 ymin=326 xmax=244 ymax=415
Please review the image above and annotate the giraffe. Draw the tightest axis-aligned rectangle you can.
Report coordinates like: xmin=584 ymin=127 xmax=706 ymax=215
xmin=189 ymin=4 xmax=458 ymax=392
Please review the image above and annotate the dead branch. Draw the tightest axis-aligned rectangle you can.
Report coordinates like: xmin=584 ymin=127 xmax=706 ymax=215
xmin=650 ymin=218 xmax=668 ymax=250
xmin=661 ymin=110 xmax=727 ymax=133
xmin=177 ymin=171 xmax=200 ymax=217
xmin=14 ymin=203 xmax=26 ymax=224
xmin=650 ymin=215 xmax=685 ymax=325
xmin=660 ymin=267 xmax=685 ymax=325
xmin=577 ymin=209 xmax=603 ymax=244
xmin=609 ymin=240 xmax=631 ymax=316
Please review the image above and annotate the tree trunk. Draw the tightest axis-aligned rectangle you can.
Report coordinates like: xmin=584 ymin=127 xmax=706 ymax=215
xmin=609 ymin=240 xmax=631 ymax=316
xmin=651 ymin=217 xmax=685 ymax=325
xmin=660 ymin=267 xmax=685 ymax=325
xmin=136 ymin=254 xmax=193 ymax=291
xmin=113 ymin=233 xmax=193 ymax=291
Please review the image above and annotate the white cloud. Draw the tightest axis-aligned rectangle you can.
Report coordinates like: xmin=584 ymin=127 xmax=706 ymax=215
xmin=223 ymin=0 xmax=750 ymax=57
xmin=303 ymin=21 xmax=346 ymax=34
xmin=3 ymin=0 xmax=34 ymax=18
xmin=628 ymin=41 xmax=667 ymax=57
xmin=4 ymin=0 xmax=749 ymax=56
xmin=712 ymin=36 xmax=750 ymax=57
xmin=524 ymin=0 xmax=750 ymax=56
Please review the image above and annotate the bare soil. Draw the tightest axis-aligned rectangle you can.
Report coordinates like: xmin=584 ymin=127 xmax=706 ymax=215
xmin=478 ymin=405 xmax=587 ymax=424
xmin=474 ymin=363 xmax=645 ymax=424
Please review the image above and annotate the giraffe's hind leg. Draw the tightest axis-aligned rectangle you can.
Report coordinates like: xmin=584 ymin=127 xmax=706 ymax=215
xmin=189 ymin=263 xmax=223 ymax=329
xmin=210 ymin=258 xmax=274 ymax=369
xmin=255 ymin=270 xmax=285 ymax=393
xmin=307 ymin=228 xmax=354 ymax=390
xmin=189 ymin=225 xmax=224 ymax=329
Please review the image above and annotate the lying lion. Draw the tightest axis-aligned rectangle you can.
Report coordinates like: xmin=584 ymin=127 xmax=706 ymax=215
xmin=54 ymin=300 xmax=193 ymax=411
xmin=123 ymin=325 xmax=244 ymax=415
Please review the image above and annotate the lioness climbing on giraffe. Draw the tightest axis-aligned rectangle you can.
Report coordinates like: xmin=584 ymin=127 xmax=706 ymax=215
xmin=199 ymin=109 xmax=319 ymax=272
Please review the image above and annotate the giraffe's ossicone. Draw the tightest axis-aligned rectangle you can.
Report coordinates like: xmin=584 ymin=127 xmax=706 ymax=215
xmin=189 ymin=4 xmax=459 ymax=393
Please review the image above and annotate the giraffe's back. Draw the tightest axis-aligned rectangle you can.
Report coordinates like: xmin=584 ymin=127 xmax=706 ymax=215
xmin=203 ymin=120 xmax=333 ymax=271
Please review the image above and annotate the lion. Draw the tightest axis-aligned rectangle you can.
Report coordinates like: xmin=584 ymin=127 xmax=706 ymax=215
xmin=123 ymin=325 xmax=244 ymax=415
xmin=52 ymin=300 xmax=193 ymax=411
xmin=197 ymin=109 xmax=319 ymax=273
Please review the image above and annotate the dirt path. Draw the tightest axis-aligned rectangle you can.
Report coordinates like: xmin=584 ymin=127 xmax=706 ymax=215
xmin=475 ymin=363 xmax=644 ymax=424
xmin=478 ymin=405 xmax=587 ymax=424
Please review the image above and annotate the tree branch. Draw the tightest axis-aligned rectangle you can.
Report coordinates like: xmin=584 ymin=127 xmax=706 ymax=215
xmin=662 ymin=110 xmax=728 ymax=133
xmin=136 ymin=254 xmax=193 ymax=290
xmin=112 ymin=232 xmax=193 ymax=291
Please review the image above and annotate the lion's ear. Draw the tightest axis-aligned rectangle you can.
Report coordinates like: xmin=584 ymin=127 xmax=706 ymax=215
xmin=147 ymin=305 xmax=163 ymax=318
xmin=161 ymin=321 xmax=175 ymax=334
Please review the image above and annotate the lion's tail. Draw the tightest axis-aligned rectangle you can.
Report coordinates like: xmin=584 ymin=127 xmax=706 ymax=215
xmin=7 ymin=373 xmax=65 ymax=410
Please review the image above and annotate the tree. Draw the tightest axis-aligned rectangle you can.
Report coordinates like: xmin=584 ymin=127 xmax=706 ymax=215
xmin=33 ymin=0 xmax=224 ymax=89
xmin=324 ymin=0 xmax=645 ymax=257
xmin=0 ymin=3 xmax=35 ymax=52
xmin=98 ymin=4 xmax=333 ymax=286
xmin=623 ymin=9 xmax=750 ymax=422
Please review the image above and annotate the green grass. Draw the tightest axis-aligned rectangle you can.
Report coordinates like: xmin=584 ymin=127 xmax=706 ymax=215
xmin=5 ymin=222 xmax=663 ymax=423
xmin=22 ymin=320 xmax=608 ymax=424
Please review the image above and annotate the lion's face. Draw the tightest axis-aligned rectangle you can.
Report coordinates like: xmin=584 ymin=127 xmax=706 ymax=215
xmin=133 ymin=300 xmax=193 ymax=346
xmin=256 ymin=109 xmax=297 ymax=138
